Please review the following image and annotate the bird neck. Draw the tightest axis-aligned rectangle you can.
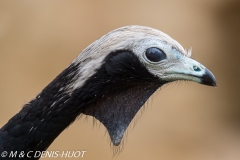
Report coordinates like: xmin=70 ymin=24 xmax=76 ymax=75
xmin=0 ymin=50 xmax=165 ymax=158
xmin=0 ymin=63 xmax=84 ymax=158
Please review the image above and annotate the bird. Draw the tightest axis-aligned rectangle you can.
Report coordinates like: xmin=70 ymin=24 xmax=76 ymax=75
xmin=0 ymin=25 xmax=216 ymax=159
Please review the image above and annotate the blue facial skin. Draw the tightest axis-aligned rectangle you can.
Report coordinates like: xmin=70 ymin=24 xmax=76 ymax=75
xmin=193 ymin=65 xmax=201 ymax=72
xmin=172 ymin=47 xmax=202 ymax=72
xmin=172 ymin=46 xmax=202 ymax=72
xmin=171 ymin=46 xmax=182 ymax=60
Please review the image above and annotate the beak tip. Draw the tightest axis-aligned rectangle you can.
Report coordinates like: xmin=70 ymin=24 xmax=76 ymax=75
xmin=201 ymin=69 xmax=217 ymax=87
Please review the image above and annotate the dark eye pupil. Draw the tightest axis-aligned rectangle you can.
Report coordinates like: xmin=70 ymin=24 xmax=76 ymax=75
xmin=145 ymin=47 xmax=166 ymax=62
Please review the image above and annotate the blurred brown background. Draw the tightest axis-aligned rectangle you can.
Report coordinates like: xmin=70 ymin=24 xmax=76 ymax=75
xmin=0 ymin=0 xmax=240 ymax=160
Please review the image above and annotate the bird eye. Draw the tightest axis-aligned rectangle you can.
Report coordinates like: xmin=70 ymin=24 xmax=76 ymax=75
xmin=145 ymin=47 xmax=166 ymax=62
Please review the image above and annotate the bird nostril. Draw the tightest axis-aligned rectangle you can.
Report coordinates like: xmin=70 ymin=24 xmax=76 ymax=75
xmin=193 ymin=66 xmax=201 ymax=72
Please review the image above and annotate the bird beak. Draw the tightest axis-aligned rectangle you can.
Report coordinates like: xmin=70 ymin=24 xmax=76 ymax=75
xmin=199 ymin=68 xmax=217 ymax=86
xmin=164 ymin=58 xmax=217 ymax=87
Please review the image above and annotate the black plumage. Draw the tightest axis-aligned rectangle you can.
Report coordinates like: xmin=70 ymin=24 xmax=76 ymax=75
xmin=0 ymin=26 xmax=216 ymax=159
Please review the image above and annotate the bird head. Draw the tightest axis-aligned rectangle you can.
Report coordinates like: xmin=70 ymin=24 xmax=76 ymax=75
xmin=69 ymin=26 xmax=216 ymax=146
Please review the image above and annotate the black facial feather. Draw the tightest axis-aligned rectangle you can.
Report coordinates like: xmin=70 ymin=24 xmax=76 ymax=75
xmin=0 ymin=50 xmax=164 ymax=158
xmin=81 ymin=50 xmax=164 ymax=145
xmin=0 ymin=25 xmax=216 ymax=160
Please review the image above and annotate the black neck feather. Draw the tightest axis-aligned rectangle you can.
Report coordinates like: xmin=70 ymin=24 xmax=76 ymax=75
xmin=0 ymin=50 xmax=165 ymax=159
